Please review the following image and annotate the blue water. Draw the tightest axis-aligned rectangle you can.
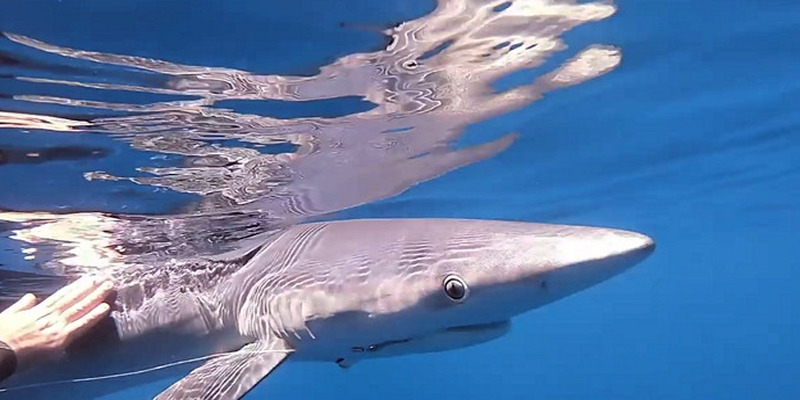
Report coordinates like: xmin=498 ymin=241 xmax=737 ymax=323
xmin=1 ymin=0 xmax=799 ymax=399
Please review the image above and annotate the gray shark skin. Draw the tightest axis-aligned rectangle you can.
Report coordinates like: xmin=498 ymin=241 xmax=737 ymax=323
xmin=0 ymin=218 xmax=654 ymax=399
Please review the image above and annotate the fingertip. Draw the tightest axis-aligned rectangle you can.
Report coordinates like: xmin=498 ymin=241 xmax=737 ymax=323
xmin=3 ymin=292 xmax=38 ymax=313
xmin=98 ymin=302 xmax=111 ymax=312
xmin=19 ymin=292 xmax=37 ymax=307
xmin=86 ymin=303 xmax=111 ymax=326
xmin=18 ymin=292 xmax=36 ymax=305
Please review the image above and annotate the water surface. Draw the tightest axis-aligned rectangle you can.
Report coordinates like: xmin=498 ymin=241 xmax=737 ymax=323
xmin=1 ymin=0 xmax=798 ymax=399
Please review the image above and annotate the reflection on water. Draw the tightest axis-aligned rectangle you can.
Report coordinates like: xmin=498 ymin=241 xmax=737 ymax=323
xmin=0 ymin=0 xmax=620 ymax=282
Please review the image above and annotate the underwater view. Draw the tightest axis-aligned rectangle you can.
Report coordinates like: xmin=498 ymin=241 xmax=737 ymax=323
xmin=0 ymin=0 xmax=798 ymax=399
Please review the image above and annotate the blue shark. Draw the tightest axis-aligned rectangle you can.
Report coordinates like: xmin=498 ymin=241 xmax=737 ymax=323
xmin=1 ymin=218 xmax=654 ymax=399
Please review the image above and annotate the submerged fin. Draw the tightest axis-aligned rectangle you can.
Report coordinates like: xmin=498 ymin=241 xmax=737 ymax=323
xmin=336 ymin=357 xmax=358 ymax=369
xmin=154 ymin=338 xmax=292 ymax=400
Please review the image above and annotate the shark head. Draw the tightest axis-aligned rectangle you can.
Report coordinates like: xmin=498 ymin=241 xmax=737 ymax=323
xmin=289 ymin=219 xmax=655 ymax=367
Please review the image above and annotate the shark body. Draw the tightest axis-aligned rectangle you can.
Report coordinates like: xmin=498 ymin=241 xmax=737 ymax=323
xmin=1 ymin=218 xmax=655 ymax=399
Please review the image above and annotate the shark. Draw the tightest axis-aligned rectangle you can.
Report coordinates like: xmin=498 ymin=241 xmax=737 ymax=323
xmin=0 ymin=218 xmax=655 ymax=399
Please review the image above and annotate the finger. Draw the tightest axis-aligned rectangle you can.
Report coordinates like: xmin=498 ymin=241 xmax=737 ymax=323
xmin=39 ymin=276 xmax=97 ymax=312
xmin=37 ymin=276 xmax=91 ymax=309
xmin=62 ymin=281 xmax=114 ymax=323
xmin=1 ymin=293 xmax=37 ymax=314
xmin=63 ymin=302 xmax=111 ymax=345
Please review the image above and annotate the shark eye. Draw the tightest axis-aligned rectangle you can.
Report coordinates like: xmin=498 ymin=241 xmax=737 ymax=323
xmin=443 ymin=275 xmax=469 ymax=302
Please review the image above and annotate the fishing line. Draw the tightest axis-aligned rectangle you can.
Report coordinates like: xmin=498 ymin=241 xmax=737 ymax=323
xmin=0 ymin=348 xmax=294 ymax=393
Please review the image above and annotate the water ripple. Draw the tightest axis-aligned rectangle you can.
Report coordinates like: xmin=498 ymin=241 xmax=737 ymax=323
xmin=0 ymin=0 xmax=621 ymax=275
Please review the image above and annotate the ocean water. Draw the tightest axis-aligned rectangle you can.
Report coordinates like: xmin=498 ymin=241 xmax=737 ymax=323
xmin=0 ymin=0 xmax=798 ymax=399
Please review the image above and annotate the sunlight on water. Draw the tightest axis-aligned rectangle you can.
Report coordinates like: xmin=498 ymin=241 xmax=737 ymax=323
xmin=0 ymin=0 xmax=620 ymax=277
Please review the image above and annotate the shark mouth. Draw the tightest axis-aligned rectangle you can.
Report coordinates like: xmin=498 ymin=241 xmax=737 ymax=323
xmin=350 ymin=320 xmax=511 ymax=354
xmin=351 ymin=338 xmax=410 ymax=353
xmin=445 ymin=320 xmax=510 ymax=332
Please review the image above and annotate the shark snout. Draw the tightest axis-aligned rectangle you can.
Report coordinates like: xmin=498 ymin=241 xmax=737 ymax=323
xmin=606 ymin=229 xmax=656 ymax=264
xmin=537 ymin=228 xmax=655 ymax=301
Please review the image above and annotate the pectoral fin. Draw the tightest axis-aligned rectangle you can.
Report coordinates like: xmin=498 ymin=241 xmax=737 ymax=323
xmin=154 ymin=338 xmax=292 ymax=400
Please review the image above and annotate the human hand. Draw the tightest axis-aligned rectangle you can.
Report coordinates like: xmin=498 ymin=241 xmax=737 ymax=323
xmin=0 ymin=276 xmax=114 ymax=368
